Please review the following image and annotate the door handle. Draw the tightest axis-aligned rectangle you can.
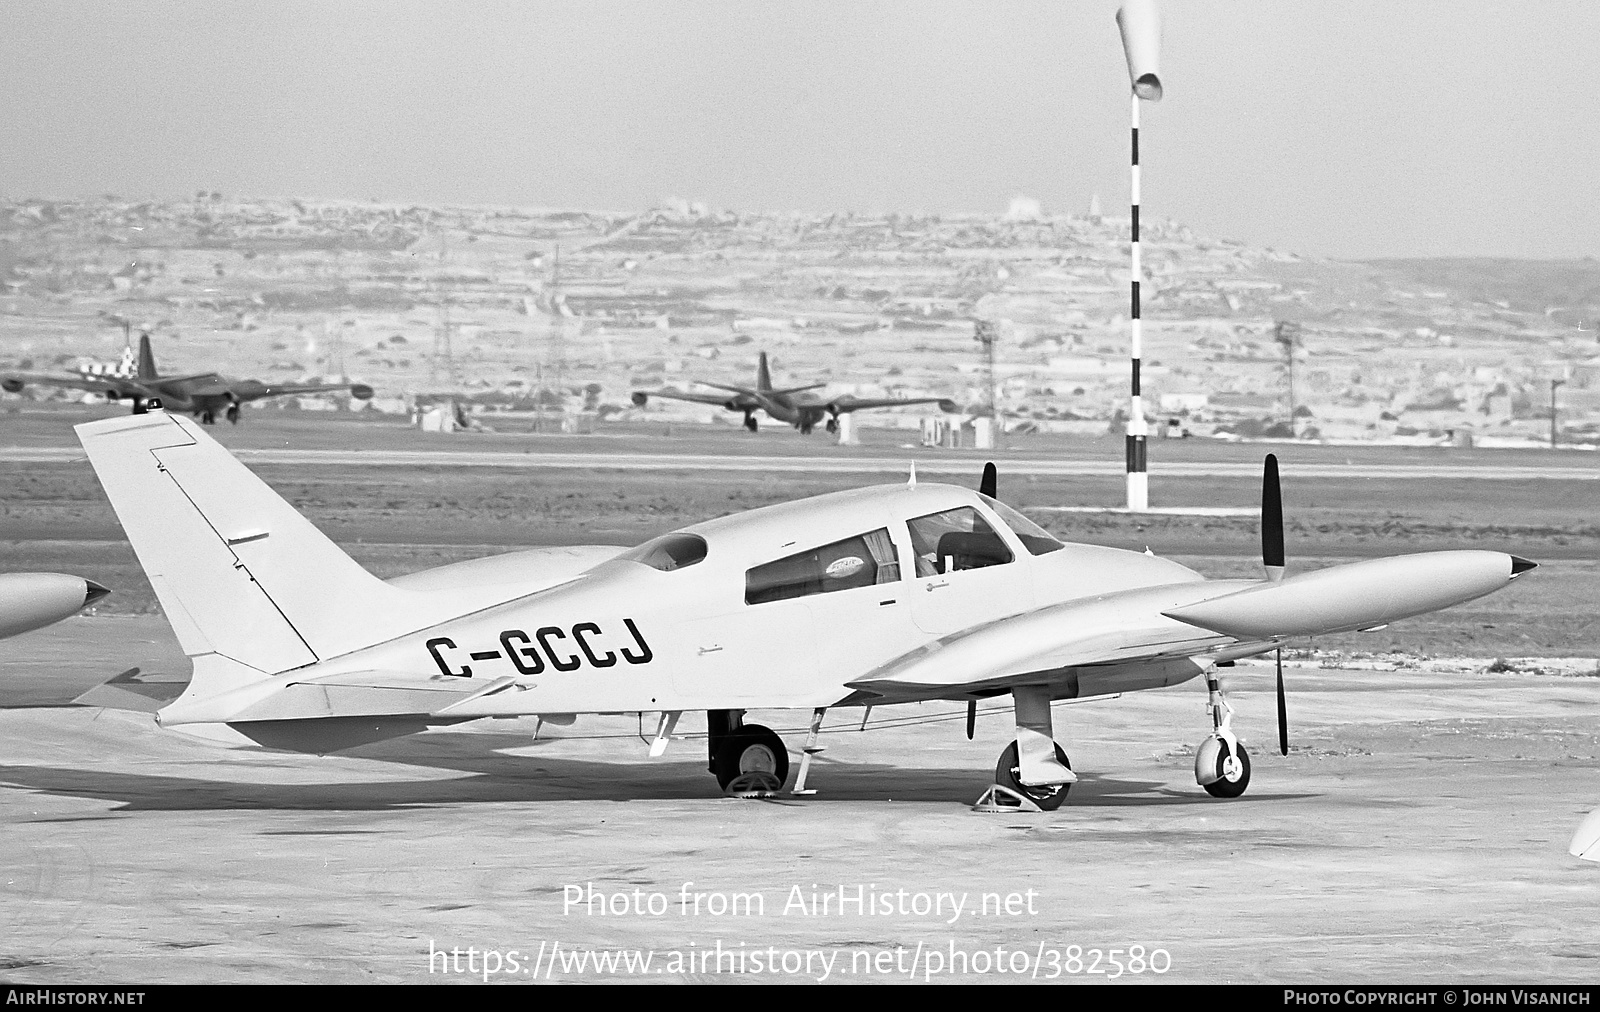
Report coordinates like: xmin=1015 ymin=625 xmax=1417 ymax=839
xmin=926 ymin=580 xmax=949 ymax=592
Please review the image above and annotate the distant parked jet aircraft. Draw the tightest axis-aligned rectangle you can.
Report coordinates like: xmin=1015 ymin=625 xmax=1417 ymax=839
xmin=631 ymin=352 xmax=956 ymax=434
xmin=1 ymin=333 xmax=373 ymax=424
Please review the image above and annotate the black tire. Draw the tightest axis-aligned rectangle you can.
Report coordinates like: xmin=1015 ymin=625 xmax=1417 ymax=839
xmin=713 ymin=724 xmax=789 ymax=795
xmin=1202 ymin=741 xmax=1252 ymax=799
xmin=744 ymin=416 xmax=759 ymax=432
xmin=200 ymin=410 xmax=216 ymax=425
xmin=995 ymin=741 xmax=1072 ymax=811
xmin=226 ymin=405 xmax=240 ymax=424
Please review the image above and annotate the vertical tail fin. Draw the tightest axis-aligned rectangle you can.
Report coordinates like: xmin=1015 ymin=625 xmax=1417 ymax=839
xmin=756 ymin=352 xmax=772 ymax=392
xmin=74 ymin=412 xmax=517 ymax=695
xmin=137 ymin=333 xmax=158 ymax=381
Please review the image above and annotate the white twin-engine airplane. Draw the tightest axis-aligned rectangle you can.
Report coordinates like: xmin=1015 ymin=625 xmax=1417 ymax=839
xmin=75 ymin=412 xmax=1535 ymax=809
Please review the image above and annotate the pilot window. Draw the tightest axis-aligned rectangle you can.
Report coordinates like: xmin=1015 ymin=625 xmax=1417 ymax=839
xmin=979 ymin=494 xmax=1065 ymax=556
xmin=907 ymin=507 xmax=1014 ymax=576
xmin=745 ymin=528 xmax=901 ymax=605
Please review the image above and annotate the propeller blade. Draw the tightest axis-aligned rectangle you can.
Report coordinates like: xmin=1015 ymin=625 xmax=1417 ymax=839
xmin=1262 ymin=453 xmax=1285 ymax=582
xmin=966 ymin=699 xmax=977 ymax=740
xmin=979 ymin=462 xmax=997 ymax=499
xmin=1276 ymin=647 xmax=1289 ymax=756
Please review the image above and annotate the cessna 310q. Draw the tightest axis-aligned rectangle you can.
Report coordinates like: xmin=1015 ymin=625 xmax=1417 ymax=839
xmin=75 ymin=413 xmax=1533 ymax=807
xmin=631 ymin=352 xmax=956 ymax=434
xmin=2 ymin=332 xmax=373 ymax=424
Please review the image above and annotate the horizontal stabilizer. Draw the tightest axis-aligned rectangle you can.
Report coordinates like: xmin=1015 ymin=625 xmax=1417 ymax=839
xmin=1163 ymin=552 xmax=1532 ymax=639
xmin=71 ymin=667 xmax=187 ymax=714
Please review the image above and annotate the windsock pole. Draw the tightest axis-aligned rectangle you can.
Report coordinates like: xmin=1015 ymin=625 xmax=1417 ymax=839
xmin=1126 ymin=92 xmax=1148 ymax=511
xmin=1116 ymin=0 xmax=1162 ymax=512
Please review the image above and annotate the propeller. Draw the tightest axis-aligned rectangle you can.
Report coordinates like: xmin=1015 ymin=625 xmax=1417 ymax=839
xmin=1275 ymin=648 xmax=1288 ymax=756
xmin=979 ymin=462 xmax=997 ymax=499
xmin=1262 ymin=453 xmax=1289 ymax=755
xmin=1262 ymin=453 xmax=1284 ymax=583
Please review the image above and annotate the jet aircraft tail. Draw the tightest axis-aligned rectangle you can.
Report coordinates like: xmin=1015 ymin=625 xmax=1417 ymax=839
xmin=136 ymin=333 xmax=158 ymax=381
xmin=74 ymin=412 xmax=529 ymax=707
xmin=756 ymin=352 xmax=772 ymax=392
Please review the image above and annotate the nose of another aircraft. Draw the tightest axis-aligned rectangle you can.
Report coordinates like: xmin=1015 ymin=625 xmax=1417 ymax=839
xmin=1509 ymin=556 xmax=1537 ymax=578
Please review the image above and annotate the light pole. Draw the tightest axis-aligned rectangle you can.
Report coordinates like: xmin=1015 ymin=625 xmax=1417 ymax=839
xmin=1117 ymin=0 xmax=1163 ymax=510
xmin=1551 ymin=379 xmax=1566 ymax=448
xmin=1275 ymin=321 xmax=1302 ymax=435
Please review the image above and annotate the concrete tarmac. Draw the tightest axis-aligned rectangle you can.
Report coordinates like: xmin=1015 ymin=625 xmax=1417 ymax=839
xmin=1 ymin=617 xmax=1597 ymax=984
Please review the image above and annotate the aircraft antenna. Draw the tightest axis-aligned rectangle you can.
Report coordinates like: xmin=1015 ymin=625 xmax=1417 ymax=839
xmin=1116 ymin=1 xmax=1163 ymax=511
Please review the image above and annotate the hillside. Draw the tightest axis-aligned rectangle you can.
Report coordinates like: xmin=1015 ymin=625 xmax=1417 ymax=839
xmin=2 ymin=195 xmax=1597 ymax=443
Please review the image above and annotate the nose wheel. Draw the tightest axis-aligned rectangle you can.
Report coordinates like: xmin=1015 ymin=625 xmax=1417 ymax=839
xmin=226 ymin=404 xmax=240 ymax=424
xmin=1195 ymin=668 xmax=1253 ymax=798
xmin=1198 ymin=739 xmax=1252 ymax=798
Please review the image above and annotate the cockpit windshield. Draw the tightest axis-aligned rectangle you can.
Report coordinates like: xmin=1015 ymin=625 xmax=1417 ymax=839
xmin=617 ymin=533 xmax=708 ymax=572
xmin=979 ymin=494 xmax=1065 ymax=556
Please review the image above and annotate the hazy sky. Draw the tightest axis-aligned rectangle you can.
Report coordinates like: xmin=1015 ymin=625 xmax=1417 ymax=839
xmin=2 ymin=1 xmax=1595 ymax=260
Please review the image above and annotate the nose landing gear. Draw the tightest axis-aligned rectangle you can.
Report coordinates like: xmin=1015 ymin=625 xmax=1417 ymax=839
xmin=1195 ymin=668 xmax=1252 ymax=798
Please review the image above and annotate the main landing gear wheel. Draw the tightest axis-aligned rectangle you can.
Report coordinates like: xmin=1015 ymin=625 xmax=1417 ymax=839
xmin=199 ymin=409 xmax=216 ymax=425
xmin=226 ymin=404 xmax=240 ymax=424
xmin=743 ymin=415 xmax=759 ymax=433
xmin=995 ymin=742 xmax=1072 ymax=812
xmin=1200 ymin=740 xmax=1252 ymax=799
xmin=713 ymin=724 xmax=789 ymax=796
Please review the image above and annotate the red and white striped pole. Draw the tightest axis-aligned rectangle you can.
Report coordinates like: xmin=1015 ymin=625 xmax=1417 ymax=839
xmin=1117 ymin=0 xmax=1163 ymax=511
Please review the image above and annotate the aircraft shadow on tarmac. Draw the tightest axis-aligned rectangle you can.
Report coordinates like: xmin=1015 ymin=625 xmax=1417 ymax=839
xmin=0 ymin=725 xmax=1319 ymax=811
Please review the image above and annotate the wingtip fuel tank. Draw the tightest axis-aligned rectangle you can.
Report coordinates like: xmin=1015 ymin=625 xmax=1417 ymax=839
xmin=0 ymin=572 xmax=109 ymax=639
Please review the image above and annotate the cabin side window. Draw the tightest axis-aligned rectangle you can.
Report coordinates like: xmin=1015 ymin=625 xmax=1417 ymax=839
xmin=906 ymin=506 xmax=1014 ymax=576
xmin=617 ymin=533 xmax=708 ymax=572
xmin=745 ymin=528 xmax=901 ymax=605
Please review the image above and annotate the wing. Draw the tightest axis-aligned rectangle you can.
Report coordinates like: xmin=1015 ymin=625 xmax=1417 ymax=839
xmin=845 ymin=580 xmax=1267 ymax=702
xmin=237 ymin=381 xmax=374 ymax=401
xmin=846 ymin=551 xmax=1529 ymax=703
xmin=1 ymin=373 xmax=154 ymax=398
xmin=631 ymin=387 xmax=759 ymax=408
xmin=826 ymin=395 xmax=958 ymax=414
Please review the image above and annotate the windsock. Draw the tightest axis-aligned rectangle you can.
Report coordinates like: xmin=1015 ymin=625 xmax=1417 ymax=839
xmin=1116 ymin=0 xmax=1163 ymax=100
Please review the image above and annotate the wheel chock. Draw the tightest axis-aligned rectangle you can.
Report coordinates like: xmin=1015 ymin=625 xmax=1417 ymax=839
xmin=971 ymin=784 xmax=1043 ymax=813
xmin=725 ymin=771 xmax=783 ymax=799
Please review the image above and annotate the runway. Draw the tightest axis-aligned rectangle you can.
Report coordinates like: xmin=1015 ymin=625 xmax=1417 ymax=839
xmin=5 ymin=445 xmax=1598 ymax=481
xmin=1 ymin=616 xmax=1597 ymax=984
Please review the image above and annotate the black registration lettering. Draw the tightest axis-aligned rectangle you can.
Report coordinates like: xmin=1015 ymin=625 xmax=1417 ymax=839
xmin=571 ymin=622 xmax=617 ymax=668
xmin=620 ymin=618 xmax=653 ymax=665
xmin=537 ymin=626 xmax=582 ymax=672
xmin=426 ymin=637 xmax=470 ymax=677
xmin=499 ymin=629 xmax=545 ymax=675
